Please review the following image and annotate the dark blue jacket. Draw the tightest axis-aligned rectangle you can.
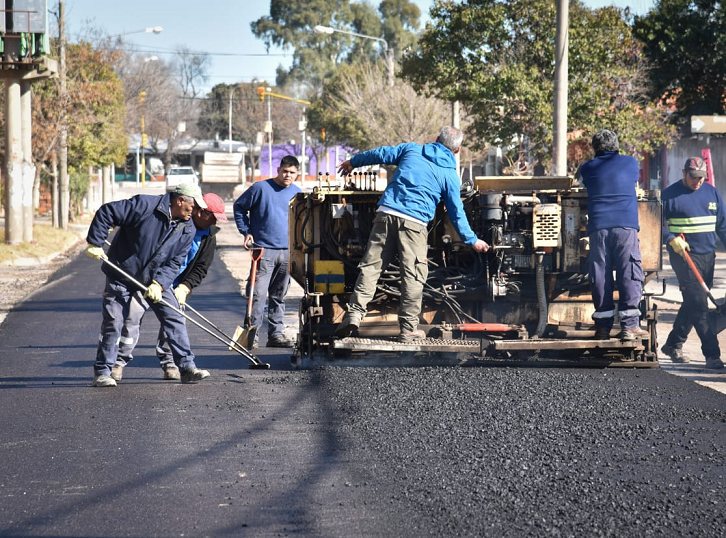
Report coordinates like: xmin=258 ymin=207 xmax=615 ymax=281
xmin=662 ymin=180 xmax=726 ymax=255
xmin=579 ymin=151 xmax=640 ymax=233
xmin=351 ymin=142 xmax=478 ymax=244
xmin=86 ymin=193 xmax=195 ymax=290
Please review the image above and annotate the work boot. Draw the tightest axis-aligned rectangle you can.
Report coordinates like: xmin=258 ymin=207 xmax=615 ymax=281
xmin=180 ymin=367 xmax=210 ymax=384
xmin=110 ymin=364 xmax=124 ymax=381
xmin=267 ymin=335 xmax=295 ymax=348
xmin=661 ymin=344 xmax=689 ymax=363
xmin=93 ymin=374 xmax=117 ymax=388
xmin=163 ymin=365 xmax=181 ymax=380
xmin=335 ymin=313 xmax=361 ymax=338
xmin=705 ymin=356 xmax=725 ymax=370
xmin=397 ymin=329 xmax=427 ymax=342
xmin=617 ymin=328 xmax=648 ymax=341
xmin=594 ymin=327 xmax=611 ymax=340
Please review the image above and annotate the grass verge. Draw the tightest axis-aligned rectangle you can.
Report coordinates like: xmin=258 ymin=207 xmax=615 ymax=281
xmin=0 ymin=223 xmax=85 ymax=264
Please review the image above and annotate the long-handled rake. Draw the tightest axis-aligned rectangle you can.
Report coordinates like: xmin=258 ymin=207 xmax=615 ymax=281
xmin=98 ymin=256 xmax=270 ymax=369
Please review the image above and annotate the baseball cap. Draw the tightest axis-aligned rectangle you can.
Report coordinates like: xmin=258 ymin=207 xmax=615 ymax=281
xmin=175 ymin=183 xmax=207 ymax=209
xmin=684 ymin=156 xmax=707 ymax=177
xmin=202 ymin=192 xmax=228 ymax=223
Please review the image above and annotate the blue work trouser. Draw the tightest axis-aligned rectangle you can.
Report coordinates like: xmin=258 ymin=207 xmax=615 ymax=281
xmin=245 ymin=248 xmax=291 ymax=343
xmin=665 ymin=250 xmax=720 ymax=358
xmin=347 ymin=213 xmax=429 ymax=333
xmin=588 ymin=227 xmax=644 ymax=331
xmin=97 ymin=279 xmax=196 ymax=375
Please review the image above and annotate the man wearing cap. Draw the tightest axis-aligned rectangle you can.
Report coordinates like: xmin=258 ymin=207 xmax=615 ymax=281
xmin=578 ymin=129 xmax=646 ymax=341
xmin=85 ymin=184 xmax=208 ymax=387
xmin=661 ymin=156 xmax=726 ymax=369
xmin=111 ymin=192 xmax=229 ymax=382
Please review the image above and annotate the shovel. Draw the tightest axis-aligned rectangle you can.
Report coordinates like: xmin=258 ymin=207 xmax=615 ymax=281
xmin=231 ymin=247 xmax=264 ymax=351
xmin=679 ymin=234 xmax=722 ymax=308
xmin=677 ymin=234 xmax=726 ymax=334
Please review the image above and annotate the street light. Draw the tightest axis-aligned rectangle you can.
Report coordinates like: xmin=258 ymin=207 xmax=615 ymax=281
xmin=110 ymin=26 xmax=163 ymax=38
xmin=314 ymin=24 xmax=394 ymax=87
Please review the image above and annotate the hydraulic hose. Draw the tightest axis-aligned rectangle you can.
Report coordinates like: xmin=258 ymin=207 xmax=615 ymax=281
xmin=534 ymin=252 xmax=547 ymax=337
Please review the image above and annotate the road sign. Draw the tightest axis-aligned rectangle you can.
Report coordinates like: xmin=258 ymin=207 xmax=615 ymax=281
xmin=691 ymin=115 xmax=726 ymax=133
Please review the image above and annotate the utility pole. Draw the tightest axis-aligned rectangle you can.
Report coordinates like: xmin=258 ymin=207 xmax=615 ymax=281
xmin=552 ymin=0 xmax=569 ymax=177
xmin=59 ymin=1 xmax=69 ymax=229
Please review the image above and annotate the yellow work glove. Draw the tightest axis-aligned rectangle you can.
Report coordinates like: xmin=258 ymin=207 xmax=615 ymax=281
xmin=669 ymin=236 xmax=690 ymax=258
xmin=85 ymin=244 xmax=107 ymax=260
xmin=174 ymin=283 xmax=190 ymax=306
xmin=144 ymin=280 xmax=163 ymax=303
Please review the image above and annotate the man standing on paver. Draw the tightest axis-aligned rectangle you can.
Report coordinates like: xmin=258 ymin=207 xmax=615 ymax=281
xmin=334 ymin=126 xmax=489 ymax=342
xmin=575 ymin=130 xmax=645 ymax=340
xmin=661 ymin=156 xmax=726 ymax=369
xmin=233 ymin=155 xmax=302 ymax=349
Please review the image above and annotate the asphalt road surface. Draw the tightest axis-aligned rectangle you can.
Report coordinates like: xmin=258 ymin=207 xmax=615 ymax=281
xmin=1 ymin=250 xmax=725 ymax=537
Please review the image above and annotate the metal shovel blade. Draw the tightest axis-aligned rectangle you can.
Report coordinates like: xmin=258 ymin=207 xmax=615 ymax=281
xmin=708 ymin=297 xmax=726 ymax=335
xmin=230 ymin=324 xmax=257 ymax=351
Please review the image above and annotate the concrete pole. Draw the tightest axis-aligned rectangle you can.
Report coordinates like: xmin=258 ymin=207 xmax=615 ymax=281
xmin=452 ymin=100 xmax=461 ymax=180
xmin=102 ymin=165 xmax=111 ymax=204
xmin=59 ymin=1 xmax=69 ymax=229
xmin=552 ymin=0 xmax=569 ymax=177
xmin=20 ymin=79 xmax=34 ymax=243
xmin=386 ymin=48 xmax=395 ymax=87
xmin=4 ymin=79 xmax=23 ymax=244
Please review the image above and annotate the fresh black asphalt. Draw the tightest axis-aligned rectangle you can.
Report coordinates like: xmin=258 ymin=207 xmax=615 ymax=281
xmin=0 ymin=250 xmax=724 ymax=537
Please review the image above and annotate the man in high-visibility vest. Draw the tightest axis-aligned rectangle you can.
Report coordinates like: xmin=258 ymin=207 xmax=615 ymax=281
xmin=661 ymin=156 xmax=726 ymax=369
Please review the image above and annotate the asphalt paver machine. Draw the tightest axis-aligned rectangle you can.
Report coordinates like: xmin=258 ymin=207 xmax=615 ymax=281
xmin=289 ymin=173 xmax=663 ymax=368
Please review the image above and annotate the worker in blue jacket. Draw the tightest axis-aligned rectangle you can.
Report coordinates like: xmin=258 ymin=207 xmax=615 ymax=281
xmin=335 ymin=126 xmax=489 ymax=342
xmin=85 ymin=184 xmax=208 ymax=387
xmin=578 ymin=129 xmax=645 ymax=341
xmin=112 ymin=192 xmax=228 ymax=382
xmin=661 ymin=156 xmax=726 ymax=369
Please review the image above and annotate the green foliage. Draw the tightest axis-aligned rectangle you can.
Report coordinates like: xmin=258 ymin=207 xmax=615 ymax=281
xmin=251 ymin=0 xmax=420 ymax=92
xmin=68 ymin=171 xmax=90 ymax=217
xmin=400 ymin=0 xmax=674 ymax=155
xmin=633 ymin=0 xmax=726 ymax=125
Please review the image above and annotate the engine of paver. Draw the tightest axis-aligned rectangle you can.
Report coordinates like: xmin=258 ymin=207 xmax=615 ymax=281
xmin=289 ymin=173 xmax=663 ymax=368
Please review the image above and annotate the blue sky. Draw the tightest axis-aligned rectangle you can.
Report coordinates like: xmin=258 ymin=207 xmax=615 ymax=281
xmin=64 ymin=0 xmax=654 ymax=95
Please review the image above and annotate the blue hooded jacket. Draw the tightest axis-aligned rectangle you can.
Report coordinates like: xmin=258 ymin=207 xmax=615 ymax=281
xmin=86 ymin=193 xmax=195 ymax=290
xmin=351 ymin=142 xmax=478 ymax=244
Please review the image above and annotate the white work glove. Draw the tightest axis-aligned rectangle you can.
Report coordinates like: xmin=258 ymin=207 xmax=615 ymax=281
xmin=669 ymin=236 xmax=690 ymax=258
xmin=174 ymin=283 xmax=190 ymax=306
xmin=85 ymin=244 xmax=107 ymax=260
xmin=144 ymin=280 xmax=163 ymax=303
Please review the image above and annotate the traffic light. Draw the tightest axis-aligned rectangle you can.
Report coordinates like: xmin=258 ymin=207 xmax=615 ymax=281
xmin=257 ymin=87 xmax=265 ymax=101
xmin=321 ymin=128 xmax=326 ymax=142
xmin=138 ymin=90 xmax=146 ymax=105
xmin=142 ymin=133 xmax=148 ymax=146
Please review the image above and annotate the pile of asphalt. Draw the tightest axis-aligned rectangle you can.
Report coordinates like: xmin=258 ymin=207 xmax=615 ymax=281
xmin=316 ymin=366 xmax=726 ymax=537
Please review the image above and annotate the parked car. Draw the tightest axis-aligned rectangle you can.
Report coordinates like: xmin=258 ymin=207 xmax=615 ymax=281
xmin=165 ymin=166 xmax=199 ymax=191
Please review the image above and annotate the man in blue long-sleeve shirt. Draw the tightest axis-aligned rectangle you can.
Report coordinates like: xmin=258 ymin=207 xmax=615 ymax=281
xmin=233 ymin=155 xmax=302 ymax=348
xmin=334 ymin=126 xmax=489 ymax=342
xmin=579 ymin=129 xmax=645 ymax=341
xmin=661 ymin=156 xmax=726 ymax=369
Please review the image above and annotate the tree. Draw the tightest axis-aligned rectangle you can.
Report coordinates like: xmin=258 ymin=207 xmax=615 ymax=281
xmin=400 ymin=0 xmax=674 ymax=157
xmin=251 ymin=0 xmax=420 ymax=93
xmin=197 ymin=82 xmax=305 ymax=176
xmin=633 ymin=0 xmax=726 ymax=127
xmin=307 ymin=61 xmax=452 ymax=151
